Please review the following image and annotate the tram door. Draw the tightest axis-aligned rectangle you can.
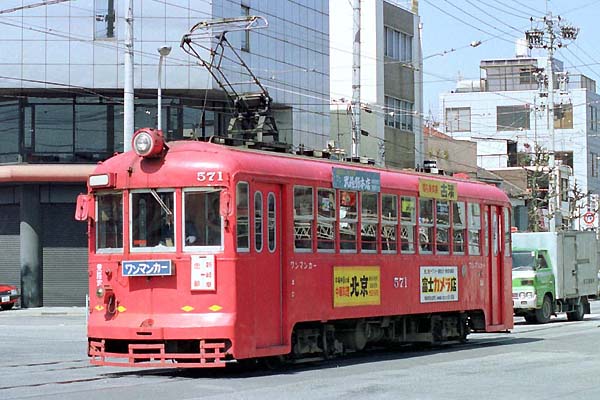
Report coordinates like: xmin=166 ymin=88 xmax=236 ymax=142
xmin=488 ymin=206 xmax=504 ymax=326
xmin=254 ymin=183 xmax=283 ymax=347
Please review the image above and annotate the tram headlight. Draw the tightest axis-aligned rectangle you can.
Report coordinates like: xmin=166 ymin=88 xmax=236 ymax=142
xmin=132 ymin=128 xmax=166 ymax=158
xmin=134 ymin=132 xmax=152 ymax=153
xmin=96 ymin=286 xmax=105 ymax=298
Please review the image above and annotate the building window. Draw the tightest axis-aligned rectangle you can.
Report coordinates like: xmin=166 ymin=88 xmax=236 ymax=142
xmin=560 ymin=177 xmax=569 ymax=202
xmin=94 ymin=0 xmax=116 ymax=39
xmin=555 ymin=151 xmax=573 ymax=169
xmin=497 ymin=105 xmax=531 ymax=131
xmin=384 ymin=27 xmax=412 ymax=62
xmin=592 ymin=152 xmax=598 ymax=177
xmin=385 ymin=96 xmax=413 ymax=131
xmin=445 ymin=107 xmax=471 ymax=133
xmin=241 ymin=4 xmax=250 ymax=52
xmin=554 ymin=103 xmax=573 ymax=129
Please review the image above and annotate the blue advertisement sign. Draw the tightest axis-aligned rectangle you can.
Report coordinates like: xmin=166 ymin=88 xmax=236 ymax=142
xmin=332 ymin=167 xmax=381 ymax=192
xmin=122 ymin=260 xmax=173 ymax=277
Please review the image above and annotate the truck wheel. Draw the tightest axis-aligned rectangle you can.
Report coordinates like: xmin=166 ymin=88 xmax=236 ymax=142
xmin=0 ymin=303 xmax=14 ymax=311
xmin=566 ymin=301 xmax=585 ymax=321
xmin=534 ymin=295 xmax=552 ymax=324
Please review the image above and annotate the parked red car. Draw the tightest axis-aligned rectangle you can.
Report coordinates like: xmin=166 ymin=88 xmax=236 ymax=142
xmin=0 ymin=284 xmax=19 ymax=310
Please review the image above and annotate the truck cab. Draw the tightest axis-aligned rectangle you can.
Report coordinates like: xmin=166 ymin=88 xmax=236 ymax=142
xmin=512 ymin=249 xmax=555 ymax=323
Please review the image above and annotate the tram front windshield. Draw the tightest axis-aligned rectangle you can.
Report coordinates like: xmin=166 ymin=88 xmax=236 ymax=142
xmin=95 ymin=189 xmax=222 ymax=252
xmin=183 ymin=189 xmax=222 ymax=247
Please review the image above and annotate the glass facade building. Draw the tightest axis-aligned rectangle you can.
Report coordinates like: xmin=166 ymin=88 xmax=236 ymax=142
xmin=0 ymin=0 xmax=329 ymax=307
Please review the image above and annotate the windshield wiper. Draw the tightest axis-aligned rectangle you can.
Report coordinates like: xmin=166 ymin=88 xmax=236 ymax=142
xmin=150 ymin=189 xmax=173 ymax=216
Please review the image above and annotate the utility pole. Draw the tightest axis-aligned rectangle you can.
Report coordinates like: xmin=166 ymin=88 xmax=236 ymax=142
xmin=415 ymin=20 xmax=424 ymax=169
xmin=123 ymin=0 xmax=134 ymax=152
xmin=351 ymin=0 xmax=361 ymax=159
xmin=525 ymin=11 xmax=578 ymax=231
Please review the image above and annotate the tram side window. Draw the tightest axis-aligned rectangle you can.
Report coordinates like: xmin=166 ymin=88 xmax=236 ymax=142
xmin=131 ymin=190 xmax=175 ymax=249
xmin=236 ymin=182 xmax=249 ymax=252
xmin=339 ymin=190 xmax=357 ymax=252
xmin=317 ymin=188 xmax=335 ymax=251
xmin=381 ymin=194 xmax=398 ymax=253
xmin=96 ymin=193 xmax=123 ymax=251
xmin=484 ymin=209 xmax=489 ymax=257
xmin=400 ymin=196 xmax=416 ymax=253
xmin=361 ymin=192 xmax=378 ymax=252
xmin=436 ymin=200 xmax=450 ymax=253
xmin=419 ymin=198 xmax=434 ymax=253
xmin=183 ymin=189 xmax=222 ymax=248
xmin=267 ymin=193 xmax=276 ymax=252
xmin=293 ymin=186 xmax=313 ymax=252
xmin=504 ymin=208 xmax=511 ymax=256
xmin=254 ymin=192 xmax=263 ymax=252
xmin=453 ymin=202 xmax=466 ymax=254
xmin=468 ymin=202 xmax=481 ymax=255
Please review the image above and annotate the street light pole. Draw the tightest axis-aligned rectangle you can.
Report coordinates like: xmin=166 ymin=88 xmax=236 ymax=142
xmin=157 ymin=46 xmax=172 ymax=132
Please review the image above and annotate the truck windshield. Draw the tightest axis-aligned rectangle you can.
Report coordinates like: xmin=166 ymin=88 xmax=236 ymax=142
xmin=512 ymin=251 xmax=535 ymax=271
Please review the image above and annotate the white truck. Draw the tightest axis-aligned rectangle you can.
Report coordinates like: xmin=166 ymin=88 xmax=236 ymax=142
xmin=512 ymin=231 xmax=598 ymax=323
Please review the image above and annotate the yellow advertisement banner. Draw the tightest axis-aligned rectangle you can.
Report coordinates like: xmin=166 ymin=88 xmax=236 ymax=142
xmin=419 ymin=178 xmax=458 ymax=201
xmin=333 ymin=266 xmax=381 ymax=307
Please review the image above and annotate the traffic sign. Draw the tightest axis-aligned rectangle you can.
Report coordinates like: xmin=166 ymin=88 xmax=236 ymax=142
xmin=583 ymin=211 xmax=595 ymax=225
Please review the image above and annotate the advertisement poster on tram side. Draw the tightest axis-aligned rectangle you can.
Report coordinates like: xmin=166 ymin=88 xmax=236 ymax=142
xmin=420 ymin=266 xmax=458 ymax=303
xmin=333 ymin=266 xmax=381 ymax=307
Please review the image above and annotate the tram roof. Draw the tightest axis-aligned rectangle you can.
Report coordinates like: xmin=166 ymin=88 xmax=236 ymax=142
xmin=94 ymin=140 xmax=509 ymax=204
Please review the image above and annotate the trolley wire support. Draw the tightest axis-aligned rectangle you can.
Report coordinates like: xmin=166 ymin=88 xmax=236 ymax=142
xmin=181 ymin=16 xmax=285 ymax=149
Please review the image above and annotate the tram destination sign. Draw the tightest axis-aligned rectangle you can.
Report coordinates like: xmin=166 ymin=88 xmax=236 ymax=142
xmin=332 ymin=167 xmax=380 ymax=192
xmin=122 ymin=260 xmax=173 ymax=277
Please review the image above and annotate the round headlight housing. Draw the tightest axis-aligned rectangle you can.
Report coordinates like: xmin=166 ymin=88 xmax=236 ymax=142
xmin=132 ymin=128 xmax=166 ymax=158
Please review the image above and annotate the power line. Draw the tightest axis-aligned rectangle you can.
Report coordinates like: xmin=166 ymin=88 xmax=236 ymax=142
xmin=442 ymin=0 xmax=519 ymax=39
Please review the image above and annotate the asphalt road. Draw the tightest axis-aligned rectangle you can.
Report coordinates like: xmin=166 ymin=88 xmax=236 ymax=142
xmin=1 ymin=302 xmax=600 ymax=400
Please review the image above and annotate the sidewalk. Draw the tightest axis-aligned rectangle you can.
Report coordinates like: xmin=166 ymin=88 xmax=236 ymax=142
xmin=0 ymin=306 xmax=86 ymax=316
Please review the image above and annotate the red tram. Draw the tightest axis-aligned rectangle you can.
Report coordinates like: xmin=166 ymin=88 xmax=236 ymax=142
xmin=76 ymin=128 xmax=513 ymax=368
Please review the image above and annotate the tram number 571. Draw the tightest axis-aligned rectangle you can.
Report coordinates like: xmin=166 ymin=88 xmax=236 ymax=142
xmin=197 ymin=171 xmax=225 ymax=182
xmin=394 ymin=276 xmax=408 ymax=289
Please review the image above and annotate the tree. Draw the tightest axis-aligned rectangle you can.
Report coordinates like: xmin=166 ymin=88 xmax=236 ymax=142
xmin=526 ymin=144 xmax=550 ymax=232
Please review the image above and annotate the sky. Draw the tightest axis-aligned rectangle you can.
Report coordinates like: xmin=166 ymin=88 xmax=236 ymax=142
xmin=419 ymin=0 xmax=600 ymax=122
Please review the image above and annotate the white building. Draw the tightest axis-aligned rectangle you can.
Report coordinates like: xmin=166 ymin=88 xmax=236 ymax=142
xmin=329 ymin=0 xmax=422 ymax=168
xmin=439 ymin=54 xmax=600 ymax=229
